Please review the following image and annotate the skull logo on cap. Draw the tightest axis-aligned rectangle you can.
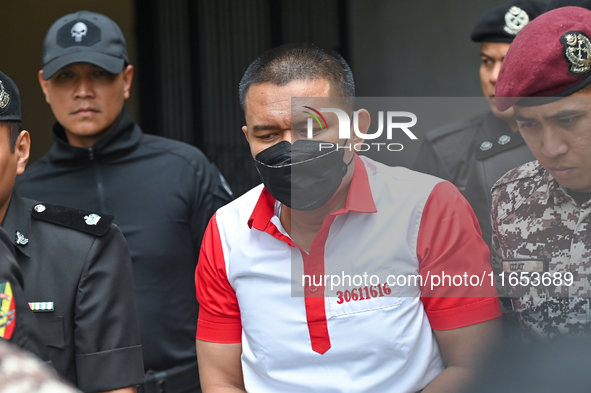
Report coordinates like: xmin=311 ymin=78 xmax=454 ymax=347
xmin=0 ymin=80 xmax=10 ymax=110
xmin=71 ymin=22 xmax=88 ymax=42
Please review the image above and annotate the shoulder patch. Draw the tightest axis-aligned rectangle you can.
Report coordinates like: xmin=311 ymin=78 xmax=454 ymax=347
xmin=0 ymin=281 xmax=16 ymax=339
xmin=30 ymin=203 xmax=114 ymax=237
xmin=491 ymin=160 xmax=543 ymax=190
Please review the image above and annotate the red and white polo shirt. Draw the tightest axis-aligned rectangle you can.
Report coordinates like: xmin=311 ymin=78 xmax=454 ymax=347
xmin=196 ymin=155 xmax=500 ymax=392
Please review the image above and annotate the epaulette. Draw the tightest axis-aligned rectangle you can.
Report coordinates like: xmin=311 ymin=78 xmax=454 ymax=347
xmin=30 ymin=203 xmax=114 ymax=237
xmin=491 ymin=160 xmax=544 ymax=190
xmin=474 ymin=131 xmax=526 ymax=160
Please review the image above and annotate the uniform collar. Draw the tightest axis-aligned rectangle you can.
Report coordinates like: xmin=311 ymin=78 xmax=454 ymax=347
xmin=546 ymin=171 xmax=591 ymax=208
xmin=1 ymin=192 xmax=31 ymax=258
xmin=248 ymin=154 xmax=377 ymax=231
xmin=47 ymin=109 xmax=142 ymax=164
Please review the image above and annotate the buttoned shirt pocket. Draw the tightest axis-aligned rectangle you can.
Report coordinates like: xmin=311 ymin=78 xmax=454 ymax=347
xmin=38 ymin=316 xmax=65 ymax=349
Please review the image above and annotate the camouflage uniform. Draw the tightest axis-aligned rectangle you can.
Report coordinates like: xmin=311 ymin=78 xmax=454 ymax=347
xmin=491 ymin=160 xmax=591 ymax=338
xmin=0 ymin=339 xmax=80 ymax=393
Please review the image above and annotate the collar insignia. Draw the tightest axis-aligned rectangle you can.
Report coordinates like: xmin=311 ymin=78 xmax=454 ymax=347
xmin=561 ymin=31 xmax=591 ymax=76
xmin=15 ymin=231 xmax=28 ymax=246
xmin=0 ymin=80 xmax=10 ymax=110
xmin=503 ymin=6 xmax=529 ymax=36
xmin=84 ymin=214 xmax=101 ymax=226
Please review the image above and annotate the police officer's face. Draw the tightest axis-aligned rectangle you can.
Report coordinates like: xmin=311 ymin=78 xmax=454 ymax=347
xmin=514 ymin=92 xmax=591 ymax=192
xmin=480 ymin=42 xmax=514 ymax=120
xmin=38 ymin=63 xmax=133 ymax=148
xmin=0 ymin=125 xmax=29 ymax=223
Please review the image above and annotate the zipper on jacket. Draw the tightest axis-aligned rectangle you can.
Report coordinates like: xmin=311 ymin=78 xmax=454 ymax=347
xmin=88 ymin=147 xmax=107 ymax=212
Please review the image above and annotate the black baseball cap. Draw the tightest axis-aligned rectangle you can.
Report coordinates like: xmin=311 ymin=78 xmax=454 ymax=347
xmin=41 ymin=11 xmax=129 ymax=80
xmin=0 ymin=71 xmax=21 ymax=122
xmin=471 ymin=0 xmax=546 ymax=43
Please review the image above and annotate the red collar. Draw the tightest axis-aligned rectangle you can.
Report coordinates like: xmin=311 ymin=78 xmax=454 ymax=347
xmin=247 ymin=154 xmax=377 ymax=231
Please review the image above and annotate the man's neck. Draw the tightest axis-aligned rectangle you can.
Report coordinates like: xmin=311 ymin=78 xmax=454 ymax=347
xmin=279 ymin=182 xmax=350 ymax=252
xmin=0 ymin=194 xmax=12 ymax=226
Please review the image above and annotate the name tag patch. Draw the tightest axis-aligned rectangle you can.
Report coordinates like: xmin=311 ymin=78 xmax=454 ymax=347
xmin=502 ymin=259 xmax=548 ymax=273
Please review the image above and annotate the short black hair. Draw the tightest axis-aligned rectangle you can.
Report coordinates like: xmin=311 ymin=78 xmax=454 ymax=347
xmin=239 ymin=43 xmax=355 ymax=110
xmin=2 ymin=121 xmax=21 ymax=153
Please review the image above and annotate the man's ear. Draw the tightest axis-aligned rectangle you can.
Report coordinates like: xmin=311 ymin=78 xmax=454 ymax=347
xmin=242 ymin=125 xmax=250 ymax=143
xmin=38 ymin=70 xmax=51 ymax=104
xmin=122 ymin=65 xmax=134 ymax=100
xmin=352 ymin=109 xmax=371 ymax=145
xmin=15 ymin=130 xmax=30 ymax=175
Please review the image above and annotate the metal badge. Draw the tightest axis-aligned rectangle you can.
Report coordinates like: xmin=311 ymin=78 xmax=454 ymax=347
xmin=14 ymin=231 xmax=28 ymax=246
xmin=498 ymin=135 xmax=511 ymax=145
xmin=480 ymin=141 xmax=493 ymax=151
xmin=33 ymin=204 xmax=46 ymax=213
xmin=503 ymin=6 xmax=529 ymax=36
xmin=28 ymin=302 xmax=54 ymax=312
xmin=0 ymin=80 xmax=10 ymax=110
xmin=562 ymin=31 xmax=591 ymax=76
xmin=84 ymin=214 xmax=101 ymax=226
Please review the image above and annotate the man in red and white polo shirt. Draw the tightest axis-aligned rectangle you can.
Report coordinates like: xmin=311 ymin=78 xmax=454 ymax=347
xmin=195 ymin=43 xmax=501 ymax=393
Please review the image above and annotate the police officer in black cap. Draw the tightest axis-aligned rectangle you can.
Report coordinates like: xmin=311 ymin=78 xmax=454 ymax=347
xmin=0 ymin=70 xmax=144 ymax=392
xmin=0 ymin=226 xmax=47 ymax=361
xmin=413 ymin=0 xmax=544 ymax=246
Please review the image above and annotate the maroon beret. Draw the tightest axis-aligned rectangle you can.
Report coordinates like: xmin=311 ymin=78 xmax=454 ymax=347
xmin=496 ymin=6 xmax=591 ymax=111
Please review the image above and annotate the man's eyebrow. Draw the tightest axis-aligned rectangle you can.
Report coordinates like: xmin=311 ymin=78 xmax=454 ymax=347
xmin=514 ymin=109 xmax=585 ymax=122
xmin=251 ymin=125 xmax=279 ymax=132
xmin=545 ymin=109 xmax=585 ymax=120
xmin=514 ymin=113 xmax=535 ymax=122
xmin=480 ymin=53 xmax=493 ymax=59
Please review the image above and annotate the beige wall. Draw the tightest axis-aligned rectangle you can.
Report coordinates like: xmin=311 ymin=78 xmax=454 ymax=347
xmin=1 ymin=1 xmax=138 ymax=162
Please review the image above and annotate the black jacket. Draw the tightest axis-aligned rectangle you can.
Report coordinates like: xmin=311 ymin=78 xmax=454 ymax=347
xmin=1 ymin=193 xmax=144 ymax=392
xmin=16 ymin=109 xmax=233 ymax=374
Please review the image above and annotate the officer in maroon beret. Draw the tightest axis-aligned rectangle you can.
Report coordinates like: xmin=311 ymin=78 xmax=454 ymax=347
xmin=492 ymin=6 xmax=591 ymax=339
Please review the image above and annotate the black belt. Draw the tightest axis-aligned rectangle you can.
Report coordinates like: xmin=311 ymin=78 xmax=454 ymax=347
xmin=137 ymin=362 xmax=200 ymax=393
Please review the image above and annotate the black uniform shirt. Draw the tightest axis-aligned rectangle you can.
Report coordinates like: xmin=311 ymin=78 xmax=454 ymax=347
xmin=1 ymin=193 xmax=144 ymax=392
xmin=0 ymin=226 xmax=47 ymax=361
xmin=15 ymin=109 xmax=233 ymax=373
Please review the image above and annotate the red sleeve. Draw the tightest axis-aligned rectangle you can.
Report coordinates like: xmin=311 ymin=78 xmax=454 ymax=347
xmin=417 ymin=181 xmax=501 ymax=330
xmin=195 ymin=213 xmax=242 ymax=343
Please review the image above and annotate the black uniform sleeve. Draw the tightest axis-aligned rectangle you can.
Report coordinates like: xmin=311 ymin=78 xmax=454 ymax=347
xmin=73 ymin=224 xmax=144 ymax=392
xmin=0 ymin=228 xmax=48 ymax=362
xmin=190 ymin=161 xmax=233 ymax=256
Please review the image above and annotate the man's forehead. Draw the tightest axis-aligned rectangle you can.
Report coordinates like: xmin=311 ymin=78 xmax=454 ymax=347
xmin=514 ymin=96 xmax=591 ymax=117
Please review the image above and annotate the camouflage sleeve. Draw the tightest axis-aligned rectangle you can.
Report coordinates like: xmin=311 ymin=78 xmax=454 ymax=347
xmin=490 ymin=187 xmax=504 ymax=280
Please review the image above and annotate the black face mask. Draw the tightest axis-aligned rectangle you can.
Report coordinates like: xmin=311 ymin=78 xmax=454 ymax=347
xmin=253 ymin=139 xmax=354 ymax=211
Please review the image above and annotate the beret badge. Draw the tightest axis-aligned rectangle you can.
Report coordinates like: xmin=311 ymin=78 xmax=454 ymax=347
xmin=503 ymin=6 xmax=529 ymax=35
xmin=561 ymin=31 xmax=591 ymax=76
xmin=0 ymin=80 xmax=10 ymax=110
